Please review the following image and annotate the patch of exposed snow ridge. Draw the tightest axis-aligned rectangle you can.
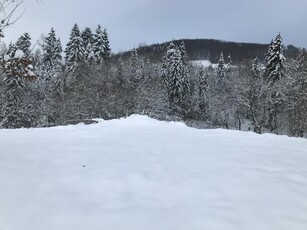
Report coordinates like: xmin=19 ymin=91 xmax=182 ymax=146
xmin=0 ymin=115 xmax=307 ymax=230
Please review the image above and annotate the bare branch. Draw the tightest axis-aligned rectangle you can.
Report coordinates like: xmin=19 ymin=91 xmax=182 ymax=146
xmin=0 ymin=0 xmax=24 ymax=38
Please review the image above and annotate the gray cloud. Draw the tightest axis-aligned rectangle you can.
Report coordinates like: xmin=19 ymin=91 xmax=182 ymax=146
xmin=3 ymin=0 xmax=307 ymax=52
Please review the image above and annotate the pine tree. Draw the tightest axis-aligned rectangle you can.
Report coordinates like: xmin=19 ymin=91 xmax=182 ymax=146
xmin=252 ymin=57 xmax=260 ymax=77
xmin=92 ymin=25 xmax=107 ymax=63
xmin=130 ymin=48 xmax=138 ymax=64
xmin=264 ymin=33 xmax=286 ymax=132
xmin=42 ymin=28 xmax=62 ymax=74
xmin=16 ymin=32 xmax=31 ymax=56
xmin=43 ymin=28 xmax=56 ymax=65
xmin=38 ymin=27 xmax=63 ymax=108
xmin=55 ymin=38 xmax=63 ymax=65
xmin=161 ymin=42 xmax=176 ymax=88
xmin=81 ymin=27 xmax=93 ymax=47
xmin=65 ymin=24 xmax=85 ymax=72
xmin=161 ymin=42 xmax=190 ymax=106
xmin=129 ymin=48 xmax=142 ymax=83
xmin=82 ymin=27 xmax=94 ymax=62
xmin=178 ymin=41 xmax=190 ymax=97
xmin=0 ymin=43 xmax=37 ymax=128
xmin=265 ymin=33 xmax=285 ymax=85
xmin=217 ymin=52 xmax=226 ymax=79
xmin=102 ymin=28 xmax=111 ymax=58
xmin=168 ymin=52 xmax=183 ymax=104
xmin=7 ymin=42 xmax=17 ymax=58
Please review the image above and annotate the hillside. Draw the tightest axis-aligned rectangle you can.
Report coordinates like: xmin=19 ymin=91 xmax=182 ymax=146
xmin=1 ymin=115 xmax=307 ymax=230
xmin=121 ymin=39 xmax=270 ymax=63
xmin=120 ymin=39 xmax=300 ymax=64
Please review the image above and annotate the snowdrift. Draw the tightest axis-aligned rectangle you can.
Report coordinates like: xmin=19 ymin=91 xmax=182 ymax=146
xmin=0 ymin=115 xmax=307 ymax=230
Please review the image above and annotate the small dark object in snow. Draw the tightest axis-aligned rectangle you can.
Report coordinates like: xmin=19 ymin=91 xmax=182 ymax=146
xmin=82 ymin=165 xmax=85 ymax=167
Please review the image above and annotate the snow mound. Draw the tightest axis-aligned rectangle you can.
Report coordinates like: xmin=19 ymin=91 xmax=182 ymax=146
xmin=1 ymin=115 xmax=307 ymax=230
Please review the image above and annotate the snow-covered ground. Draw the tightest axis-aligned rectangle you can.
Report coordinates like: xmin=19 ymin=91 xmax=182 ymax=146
xmin=1 ymin=115 xmax=307 ymax=230
xmin=192 ymin=59 xmax=219 ymax=68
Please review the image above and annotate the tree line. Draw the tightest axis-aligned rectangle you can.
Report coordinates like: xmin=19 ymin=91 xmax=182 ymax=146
xmin=0 ymin=25 xmax=306 ymax=137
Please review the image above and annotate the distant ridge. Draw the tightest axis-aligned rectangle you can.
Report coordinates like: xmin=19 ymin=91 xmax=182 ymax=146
xmin=122 ymin=39 xmax=270 ymax=64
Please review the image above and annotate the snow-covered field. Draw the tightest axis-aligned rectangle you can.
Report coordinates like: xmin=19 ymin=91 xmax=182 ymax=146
xmin=1 ymin=115 xmax=307 ymax=230
xmin=192 ymin=59 xmax=219 ymax=68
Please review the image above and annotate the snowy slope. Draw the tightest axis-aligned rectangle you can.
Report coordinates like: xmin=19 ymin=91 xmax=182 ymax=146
xmin=0 ymin=115 xmax=307 ymax=230
xmin=192 ymin=59 xmax=219 ymax=68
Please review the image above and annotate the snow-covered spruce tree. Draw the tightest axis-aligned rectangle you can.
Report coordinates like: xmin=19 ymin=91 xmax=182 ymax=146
xmin=178 ymin=41 xmax=190 ymax=98
xmin=64 ymin=24 xmax=85 ymax=73
xmin=128 ymin=48 xmax=143 ymax=84
xmin=161 ymin=42 xmax=177 ymax=88
xmin=42 ymin=28 xmax=62 ymax=77
xmin=0 ymin=47 xmax=37 ymax=128
xmin=55 ymin=38 xmax=63 ymax=66
xmin=252 ymin=57 xmax=260 ymax=76
xmin=7 ymin=42 xmax=17 ymax=58
xmin=217 ymin=52 xmax=226 ymax=80
xmin=92 ymin=25 xmax=104 ymax=63
xmin=81 ymin=27 xmax=93 ymax=47
xmin=102 ymin=28 xmax=111 ymax=59
xmin=286 ymin=48 xmax=307 ymax=137
xmin=34 ymin=28 xmax=63 ymax=127
xmin=264 ymin=33 xmax=286 ymax=132
xmin=48 ymin=37 xmax=63 ymax=91
xmin=92 ymin=25 xmax=110 ymax=63
xmin=82 ymin=27 xmax=94 ymax=62
xmin=42 ymin=28 xmax=56 ymax=68
xmin=161 ymin=42 xmax=190 ymax=108
xmin=265 ymin=34 xmax=285 ymax=85
xmin=16 ymin=32 xmax=31 ymax=57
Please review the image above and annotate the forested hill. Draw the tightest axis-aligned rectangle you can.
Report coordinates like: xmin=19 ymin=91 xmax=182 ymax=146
xmin=125 ymin=39 xmax=270 ymax=64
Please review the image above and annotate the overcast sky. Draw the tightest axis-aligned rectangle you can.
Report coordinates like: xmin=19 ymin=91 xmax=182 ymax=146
xmin=2 ymin=0 xmax=307 ymax=52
